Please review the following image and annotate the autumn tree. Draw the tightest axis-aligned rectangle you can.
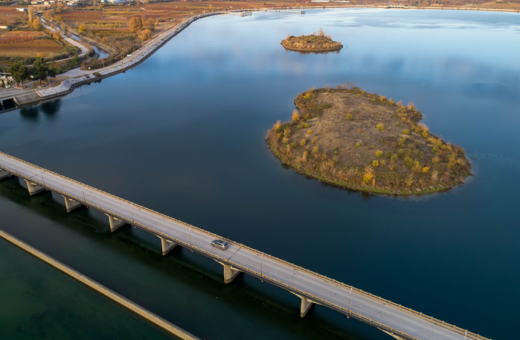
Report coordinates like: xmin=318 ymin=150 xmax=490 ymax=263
xmin=43 ymin=10 xmax=55 ymax=20
xmin=129 ymin=16 xmax=143 ymax=33
xmin=138 ymin=28 xmax=151 ymax=41
xmin=146 ymin=18 xmax=155 ymax=31
xmin=78 ymin=24 xmax=87 ymax=33
xmin=32 ymin=18 xmax=43 ymax=31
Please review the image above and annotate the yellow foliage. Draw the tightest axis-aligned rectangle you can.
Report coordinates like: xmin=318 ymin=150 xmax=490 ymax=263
xmin=138 ymin=29 xmax=152 ymax=41
xmin=307 ymin=129 xmax=312 ymax=135
xmin=376 ymin=123 xmax=384 ymax=131
xmin=402 ymin=129 xmax=409 ymax=135
xmin=273 ymin=120 xmax=281 ymax=131
xmin=300 ymin=139 xmax=306 ymax=146
xmin=292 ymin=110 xmax=300 ymax=122
xmin=448 ymin=153 xmax=460 ymax=169
xmin=372 ymin=160 xmax=379 ymax=167
xmin=422 ymin=167 xmax=430 ymax=173
xmin=412 ymin=161 xmax=422 ymax=173
xmin=286 ymin=144 xmax=291 ymax=154
xmin=432 ymin=156 xmax=440 ymax=164
xmin=405 ymin=175 xmax=414 ymax=187
xmin=283 ymin=128 xmax=291 ymax=138
xmin=311 ymin=137 xmax=317 ymax=144
xmin=363 ymin=166 xmax=375 ymax=184
xmin=375 ymin=150 xmax=383 ymax=158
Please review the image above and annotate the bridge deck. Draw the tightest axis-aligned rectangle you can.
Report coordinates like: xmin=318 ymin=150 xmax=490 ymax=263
xmin=0 ymin=151 xmax=487 ymax=340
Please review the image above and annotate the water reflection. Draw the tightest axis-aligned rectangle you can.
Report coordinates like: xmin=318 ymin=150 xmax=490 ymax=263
xmin=40 ymin=99 xmax=61 ymax=118
xmin=19 ymin=106 xmax=39 ymax=121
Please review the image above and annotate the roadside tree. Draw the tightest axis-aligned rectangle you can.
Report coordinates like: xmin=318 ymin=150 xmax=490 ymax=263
xmin=32 ymin=57 xmax=49 ymax=85
xmin=48 ymin=64 xmax=58 ymax=79
xmin=138 ymin=29 xmax=151 ymax=41
xmin=72 ymin=54 xmax=80 ymax=66
xmin=8 ymin=62 xmax=29 ymax=88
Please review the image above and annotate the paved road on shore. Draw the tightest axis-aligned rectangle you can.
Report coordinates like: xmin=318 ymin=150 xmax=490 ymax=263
xmin=40 ymin=18 xmax=89 ymax=58
xmin=0 ymin=151 xmax=487 ymax=340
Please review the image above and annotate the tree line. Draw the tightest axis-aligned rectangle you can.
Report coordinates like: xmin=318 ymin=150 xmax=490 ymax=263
xmin=7 ymin=58 xmax=59 ymax=88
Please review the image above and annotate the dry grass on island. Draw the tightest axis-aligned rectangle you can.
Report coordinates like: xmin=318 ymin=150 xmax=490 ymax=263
xmin=281 ymin=28 xmax=342 ymax=53
xmin=266 ymin=85 xmax=471 ymax=195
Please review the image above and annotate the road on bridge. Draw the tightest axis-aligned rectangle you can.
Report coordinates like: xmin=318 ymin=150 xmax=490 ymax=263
xmin=0 ymin=151 xmax=487 ymax=340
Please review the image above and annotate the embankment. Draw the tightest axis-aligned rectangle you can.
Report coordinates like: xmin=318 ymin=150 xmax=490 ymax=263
xmin=0 ymin=229 xmax=200 ymax=340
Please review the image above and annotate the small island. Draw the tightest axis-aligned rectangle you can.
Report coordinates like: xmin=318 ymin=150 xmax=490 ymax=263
xmin=281 ymin=29 xmax=343 ymax=53
xmin=265 ymin=86 xmax=471 ymax=195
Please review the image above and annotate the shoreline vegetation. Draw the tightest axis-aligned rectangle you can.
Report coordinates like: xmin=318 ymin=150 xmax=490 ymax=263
xmin=266 ymin=85 xmax=471 ymax=195
xmin=281 ymin=28 xmax=343 ymax=53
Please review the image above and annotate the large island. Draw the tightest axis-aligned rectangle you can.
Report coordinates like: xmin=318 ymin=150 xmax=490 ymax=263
xmin=266 ymin=86 xmax=471 ymax=195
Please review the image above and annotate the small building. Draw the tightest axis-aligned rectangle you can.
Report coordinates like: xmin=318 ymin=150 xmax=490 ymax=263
xmin=0 ymin=76 xmax=14 ymax=89
xmin=16 ymin=8 xmax=28 ymax=12
xmin=0 ymin=25 xmax=11 ymax=30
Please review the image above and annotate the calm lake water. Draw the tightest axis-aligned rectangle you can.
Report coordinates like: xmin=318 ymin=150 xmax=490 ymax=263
xmin=1 ymin=9 xmax=519 ymax=340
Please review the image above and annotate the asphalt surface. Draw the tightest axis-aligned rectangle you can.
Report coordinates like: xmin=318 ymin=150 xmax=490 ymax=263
xmin=0 ymin=151 xmax=482 ymax=340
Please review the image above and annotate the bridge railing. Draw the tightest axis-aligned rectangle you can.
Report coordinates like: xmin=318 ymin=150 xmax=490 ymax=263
xmin=0 ymin=150 xmax=490 ymax=340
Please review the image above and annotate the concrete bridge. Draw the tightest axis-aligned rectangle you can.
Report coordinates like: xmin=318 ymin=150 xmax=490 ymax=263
xmin=0 ymin=151 xmax=489 ymax=340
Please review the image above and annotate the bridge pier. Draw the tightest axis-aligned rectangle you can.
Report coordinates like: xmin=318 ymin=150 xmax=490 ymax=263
xmin=158 ymin=236 xmax=177 ymax=256
xmin=24 ymin=179 xmax=45 ymax=196
xmin=106 ymin=214 xmax=126 ymax=232
xmin=216 ymin=262 xmax=241 ymax=284
xmin=292 ymin=293 xmax=317 ymax=317
xmin=0 ymin=169 xmax=10 ymax=180
xmin=62 ymin=196 xmax=82 ymax=212
xmin=380 ymin=329 xmax=405 ymax=340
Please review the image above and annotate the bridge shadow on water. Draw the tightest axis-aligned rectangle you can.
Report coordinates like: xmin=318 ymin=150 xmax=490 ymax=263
xmin=0 ymin=176 xmax=386 ymax=340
